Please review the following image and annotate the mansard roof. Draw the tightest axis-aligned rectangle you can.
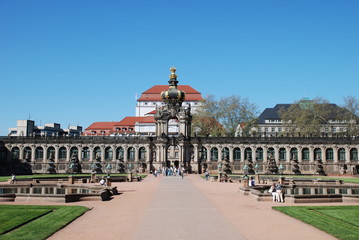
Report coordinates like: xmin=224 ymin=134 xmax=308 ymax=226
xmin=258 ymin=104 xmax=291 ymax=124
xmin=138 ymin=85 xmax=203 ymax=102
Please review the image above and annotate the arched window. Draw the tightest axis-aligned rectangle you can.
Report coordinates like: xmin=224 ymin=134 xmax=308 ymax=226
xmin=70 ymin=147 xmax=78 ymax=158
xmin=139 ymin=147 xmax=146 ymax=160
xmin=244 ymin=148 xmax=252 ymax=161
xmin=11 ymin=147 xmax=20 ymax=159
xmin=116 ymin=147 xmax=124 ymax=160
xmin=82 ymin=147 xmax=90 ymax=160
xmin=314 ymin=148 xmax=322 ymax=160
xmin=24 ymin=147 xmax=32 ymax=160
xmin=128 ymin=147 xmax=135 ymax=161
xmin=47 ymin=147 xmax=55 ymax=160
xmin=279 ymin=148 xmax=286 ymax=161
xmin=94 ymin=147 xmax=101 ymax=160
xmin=326 ymin=148 xmax=334 ymax=161
xmin=199 ymin=147 xmax=207 ymax=160
xmin=210 ymin=147 xmax=218 ymax=161
xmin=105 ymin=147 xmax=113 ymax=160
xmin=35 ymin=147 xmax=43 ymax=160
xmin=233 ymin=148 xmax=241 ymax=161
xmin=59 ymin=147 xmax=67 ymax=160
xmin=256 ymin=148 xmax=263 ymax=161
xmin=222 ymin=147 xmax=229 ymax=161
xmin=267 ymin=148 xmax=275 ymax=159
xmin=350 ymin=148 xmax=358 ymax=161
xmin=338 ymin=148 xmax=346 ymax=161
xmin=302 ymin=148 xmax=309 ymax=161
xmin=290 ymin=148 xmax=298 ymax=160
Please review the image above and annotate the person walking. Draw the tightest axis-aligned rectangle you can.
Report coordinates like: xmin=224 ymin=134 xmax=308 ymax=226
xmin=268 ymin=183 xmax=278 ymax=202
xmin=10 ymin=174 xmax=16 ymax=184
xmin=276 ymin=182 xmax=284 ymax=202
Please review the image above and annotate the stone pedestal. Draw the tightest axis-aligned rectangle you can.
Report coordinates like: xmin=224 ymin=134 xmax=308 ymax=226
xmin=279 ymin=176 xmax=285 ymax=185
xmin=91 ymin=173 xmax=96 ymax=183
xmin=127 ymin=172 xmax=133 ymax=182
xmin=242 ymin=178 xmax=249 ymax=188
xmin=106 ymin=178 xmax=112 ymax=186
xmin=255 ymin=174 xmax=260 ymax=184
xmin=68 ymin=175 xmax=74 ymax=184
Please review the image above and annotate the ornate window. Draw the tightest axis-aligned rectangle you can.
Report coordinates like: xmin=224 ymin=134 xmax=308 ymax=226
xmin=350 ymin=148 xmax=358 ymax=161
xmin=11 ymin=147 xmax=20 ymax=159
xmin=233 ymin=148 xmax=241 ymax=161
xmin=279 ymin=148 xmax=286 ymax=161
xmin=70 ymin=147 xmax=78 ymax=158
xmin=94 ymin=147 xmax=101 ymax=159
xmin=222 ymin=147 xmax=229 ymax=161
xmin=82 ymin=147 xmax=90 ymax=160
xmin=256 ymin=148 xmax=263 ymax=161
xmin=326 ymin=148 xmax=334 ymax=161
xmin=338 ymin=148 xmax=346 ymax=161
xmin=267 ymin=148 xmax=275 ymax=159
xmin=244 ymin=148 xmax=252 ymax=160
xmin=290 ymin=148 xmax=298 ymax=160
xmin=302 ymin=148 xmax=309 ymax=161
xmin=24 ymin=147 xmax=32 ymax=160
xmin=59 ymin=147 xmax=67 ymax=160
xmin=105 ymin=147 xmax=113 ymax=160
xmin=199 ymin=147 xmax=207 ymax=160
xmin=35 ymin=147 xmax=43 ymax=160
xmin=116 ymin=147 xmax=124 ymax=160
xmin=47 ymin=147 xmax=55 ymax=160
xmin=139 ymin=147 xmax=146 ymax=160
xmin=128 ymin=147 xmax=135 ymax=161
xmin=210 ymin=147 xmax=218 ymax=161
xmin=314 ymin=148 xmax=322 ymax=160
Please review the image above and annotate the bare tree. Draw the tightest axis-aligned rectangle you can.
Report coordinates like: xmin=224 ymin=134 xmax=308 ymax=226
xmin=195 ymin=95 xmax=259 ymax=137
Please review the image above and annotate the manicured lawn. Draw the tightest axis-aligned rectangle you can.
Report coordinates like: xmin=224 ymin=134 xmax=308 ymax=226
xmin=273 ymin=205 xmax=359 ymax=240
xmin=0 ymin=205 xmax=89 ymax=240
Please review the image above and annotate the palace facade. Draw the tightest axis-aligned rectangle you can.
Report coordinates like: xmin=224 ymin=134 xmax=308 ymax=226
xmin=1 ymin=67 xmax=358 ymax=176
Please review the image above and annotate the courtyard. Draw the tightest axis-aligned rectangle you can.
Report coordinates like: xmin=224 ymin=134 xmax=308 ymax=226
xmin=3 ymin=174 xmax=357 ymax=240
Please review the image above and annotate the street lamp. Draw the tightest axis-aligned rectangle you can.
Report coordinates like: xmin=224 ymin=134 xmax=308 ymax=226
xmin=254 ymin=163 xmax=259 ymax=174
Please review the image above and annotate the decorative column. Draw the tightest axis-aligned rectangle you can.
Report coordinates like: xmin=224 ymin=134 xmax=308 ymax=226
xmin=345 ymin=147 xmax=351 ymax=163
xmin=263 ymin=146 xmax=268 ymax=163
xmin=285 ymin=146 xmax=291 ymax=163
xmin=309 ymin=146 xmax=315 ymax=163
xmin=333 ymin=147 xmax=338 ymax=163
xmin=297 ymin=146 xmax=302 ymax=163
xmin=251 ymin=146 xmax=256 ymax=163
xmin=274 ymin=146 xmax=279 ymax=164
xmin=229 ymin=146 xmax=234 ymax=163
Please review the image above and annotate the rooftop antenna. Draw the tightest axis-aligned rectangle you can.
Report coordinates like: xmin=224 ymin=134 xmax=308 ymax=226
xmin=28 ymin=113 xmax=31 ymax=120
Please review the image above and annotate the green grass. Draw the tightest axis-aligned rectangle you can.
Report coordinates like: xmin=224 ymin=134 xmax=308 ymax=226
xmin=273 ymin=205 xmax=359 ymax=240
xmin=0 ymin=205 xmax=89 ymax=240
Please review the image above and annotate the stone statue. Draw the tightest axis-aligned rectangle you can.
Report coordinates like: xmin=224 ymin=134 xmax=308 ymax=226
xmin=266 ymin=154 xmax=278 ymax=174
xmin=314 ymin=153 xmax=325 ymax=175
xmin=47 ymin=152 xmax=56 ymax=174
xmin=91 ymin=152 xmax=103 ymax=174
xmin=244 ymin=153 xmax=254 ymax=174
xmin=67 ymin=153 xmax=82 ymax=174
xmin=116 ymin=159 xmax=126 ymax=173
xmin=290 ymin=153 xmax=301 ymax=174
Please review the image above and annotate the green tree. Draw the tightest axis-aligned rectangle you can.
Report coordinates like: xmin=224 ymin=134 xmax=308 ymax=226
xmin=279 ymin=98 xmax=346 ymax=136
xmin=342 ymin=96 xmax=359 ymax=136
xmin=195 ymin=95 xmax=259 ymax=137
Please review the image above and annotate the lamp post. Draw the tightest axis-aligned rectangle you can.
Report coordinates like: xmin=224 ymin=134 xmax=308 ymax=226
xmin=278 ymin=163 xmax=285 ymax=175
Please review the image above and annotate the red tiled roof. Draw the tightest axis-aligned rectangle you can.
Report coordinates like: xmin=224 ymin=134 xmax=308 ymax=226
xmin=145 ymin=110 xmax=157 ymax=115
xmin=138 ymin=85 xmax=203 ymax=101
xmin=85 ymin=122 xmax=119 ymax=130
xmin=115 ymin=117 xmax=144 ymax=126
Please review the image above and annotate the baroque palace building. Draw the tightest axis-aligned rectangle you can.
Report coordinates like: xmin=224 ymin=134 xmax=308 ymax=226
xmin=0 ymin=67 xmax=358 ymax=175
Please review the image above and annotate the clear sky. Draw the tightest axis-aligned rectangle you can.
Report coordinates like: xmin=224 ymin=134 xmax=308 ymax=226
xmin=1 ymin=0 xmax=358 ymax=135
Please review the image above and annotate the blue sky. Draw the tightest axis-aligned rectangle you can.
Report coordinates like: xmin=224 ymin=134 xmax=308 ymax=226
xmin=1 ymin=0 xmax=358 ymax=135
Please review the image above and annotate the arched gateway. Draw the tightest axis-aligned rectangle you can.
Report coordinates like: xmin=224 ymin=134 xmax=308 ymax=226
xmin=152 ymin=66 xmax=192 ymax=171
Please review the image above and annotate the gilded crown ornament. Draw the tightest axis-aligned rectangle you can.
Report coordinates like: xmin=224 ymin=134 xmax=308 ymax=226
xmin=169 ymin=66 xmax=177 ymax=79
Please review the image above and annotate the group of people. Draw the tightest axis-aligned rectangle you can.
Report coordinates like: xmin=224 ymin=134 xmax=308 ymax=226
xmin=153 ymin=166 xmax=185 ymax=178
xmin=268 ymin=182 xmax=284 ymax=202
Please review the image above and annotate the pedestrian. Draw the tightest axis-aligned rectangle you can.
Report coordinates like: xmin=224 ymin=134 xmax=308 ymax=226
xmin=205 ymin=170 xmax=209 ymax=181
xmin=10 ymin=174 xmax=16 ymax=184
xmin=250 ymin=176 xmax=255 ymax=186
xmin=276 ymin=182 xmax=284 ymax=202
xmin=99 ymin=178 xmax=106 ymax=185
xmin=268 ymin=183 xmax=278 ymax=202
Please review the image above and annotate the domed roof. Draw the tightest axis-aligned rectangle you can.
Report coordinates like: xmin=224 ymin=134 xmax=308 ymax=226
xmin=161 ymin=66 xmax=185 ymax=104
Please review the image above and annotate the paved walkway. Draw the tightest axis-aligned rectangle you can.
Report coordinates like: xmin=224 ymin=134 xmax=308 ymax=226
xmin=43 ymin=174 xmax=343 ymax=239
xmin=134 ymin=176 xmax=245 ymax=240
